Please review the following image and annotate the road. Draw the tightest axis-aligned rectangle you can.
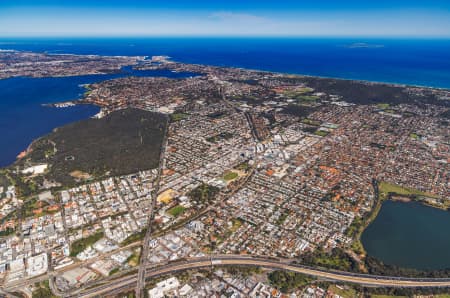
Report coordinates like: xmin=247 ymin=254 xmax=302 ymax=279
xmin=2 ymin=237 xmax=143 ymax=293
xmin=136 ymin=115 xmax=170 ymax=298
xmin=0 ymin=289 xmax=21 ymax=298
xmin=63 ymin=85 xmax=258 ymax=297
xmin=66 ymin=255 xmax=450 ymax=297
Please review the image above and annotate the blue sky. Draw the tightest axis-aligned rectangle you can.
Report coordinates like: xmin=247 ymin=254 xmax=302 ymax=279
xmin=1 ymin=0 xmax=450 ymax=37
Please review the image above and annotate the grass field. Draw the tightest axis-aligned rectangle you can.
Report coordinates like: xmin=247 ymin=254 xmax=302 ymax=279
xmin=127 ymin=252 xmax=140 ymax=267
xmin=170 ymin=113 xmax=189 ymax=122
xmin=302 ymin=118 xmax=321 ymax=126
xmin=297 ymin=95 xmax=319 ymax=102
xmin=229 ymin=218 xmax=242 ymax=232
xmin=167 ymin=205 xmax=186 ymax=217
xmin=371 ymin=295 xmax=407 ymax=298
xmin=327 ymin=285 xmax=357 ymax=298
xmin=376 ymin=103 xmax=391 ymax=109
xmin=223 ymin=171 xmax=238 ymax=181
xmin=312 ymin=254 xmax=352 ymax=270
xmin=379 ymin=182 xmax=439 ymax=198
xmin=282 ymin=88 xmax=318 ymax=102
xmin=206 ymin=132 xmax=234 ymax=143
xmin=314 ymin=130 xmax=329 ymax=137
xmin=409 ymin=132 xmax=420 ymax=139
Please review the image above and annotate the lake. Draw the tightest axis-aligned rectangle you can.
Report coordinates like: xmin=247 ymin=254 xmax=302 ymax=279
xmin=361 ymin=200 xmax=450 ymax=270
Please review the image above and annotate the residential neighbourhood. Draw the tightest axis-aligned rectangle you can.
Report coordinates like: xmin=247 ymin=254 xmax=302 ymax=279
xmin=0 ymin=56 xmax=449 ymax=296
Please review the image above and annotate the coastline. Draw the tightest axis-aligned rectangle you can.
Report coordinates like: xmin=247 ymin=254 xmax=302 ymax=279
xmin=0 ymin=61 xmax=200 ymax=168
xmin=160 ymin=58 xmax=450 ymax=91
xmin=3 ymin=53 xmax=448 ymax=169
xmin=2 ymin=47 xmax=450 ymax=91
xmin=3 ymin=65 xmax=448 ymax=90
xmin=11 ymin=102 xmax=102 ymax=167
xmin=2 ymin=51 xmax=448 ymax=169
xmin=0 ymin=46 xmax=449 ymax=288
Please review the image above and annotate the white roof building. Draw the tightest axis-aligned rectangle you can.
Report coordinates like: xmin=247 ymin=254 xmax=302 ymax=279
xmin=179 ymin=284 xmax=193 ymax=296
xmin=148 ymin=276 xmax=180 ymax=298
xmin=26 ymin=253 xmax=48 ymax=277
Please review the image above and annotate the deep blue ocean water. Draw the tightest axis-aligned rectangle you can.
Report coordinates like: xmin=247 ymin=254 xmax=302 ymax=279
xmin=1 ymin=38 xmax=450 ymax=167
xmin=2 ymin=38 xmax=450 ymax=88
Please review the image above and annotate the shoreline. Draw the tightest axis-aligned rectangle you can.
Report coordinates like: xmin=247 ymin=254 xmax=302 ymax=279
xmin=351 ymin=181 xmax=446 ymax=259
xmin=3 ymin=53 xmax=448 ymax=169
xmin=10 ymin=103 xmax=102 ymax=167
xmin=4 ymin=54 xmax=448 ymax=171
xmin=360 ymin=198 xmax=450 ymax=273
xmin=0 ymin=61 xmax=200 ymax=169
xmin=161 ymin=58 xmax=450 ymax=91
xmin=2 ymin=48 xmax=450 ymax=91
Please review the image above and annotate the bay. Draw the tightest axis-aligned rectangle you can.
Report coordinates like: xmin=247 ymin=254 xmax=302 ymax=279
xmin=0 ymin=68 xmax=194 ymax=167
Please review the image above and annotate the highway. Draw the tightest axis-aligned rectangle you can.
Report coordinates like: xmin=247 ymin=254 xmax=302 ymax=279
xmin=66 ymin=255 xmax=450 ymax=297
xmin=136 ymin=115 xmax=170 ymax=298
xmin=1 ymin=240 xmax=143 ymax=293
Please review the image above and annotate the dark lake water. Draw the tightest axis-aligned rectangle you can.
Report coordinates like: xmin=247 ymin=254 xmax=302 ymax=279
xmin=361 ymin=200 xmax=450 ymax=270
xmin=0 ymin=68 xmax=195 ymax=167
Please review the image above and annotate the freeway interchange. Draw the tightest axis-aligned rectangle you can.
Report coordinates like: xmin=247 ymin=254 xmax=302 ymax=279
xmin=4 ymin=253 xmax=450 ymax=297
xmin=59 ymin=254 xmax=450 ymax=297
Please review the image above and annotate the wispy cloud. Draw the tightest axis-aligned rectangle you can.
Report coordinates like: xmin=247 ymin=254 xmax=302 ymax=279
xmin=209 ymin=11 xmax=268 ymax=24
xmin=0 ymin=6 xmax=449 ymax=37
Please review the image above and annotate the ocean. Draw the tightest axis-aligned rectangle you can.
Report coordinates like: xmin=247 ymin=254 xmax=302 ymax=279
xmin=0 ymin=37 xmax=449 ymax=167
xmin=2 ymin=38 xmax=450 ymax=88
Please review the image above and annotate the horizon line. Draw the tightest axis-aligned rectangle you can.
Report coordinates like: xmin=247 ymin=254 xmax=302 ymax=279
xmin=1 ymin=35 xmax=450 ymax=39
